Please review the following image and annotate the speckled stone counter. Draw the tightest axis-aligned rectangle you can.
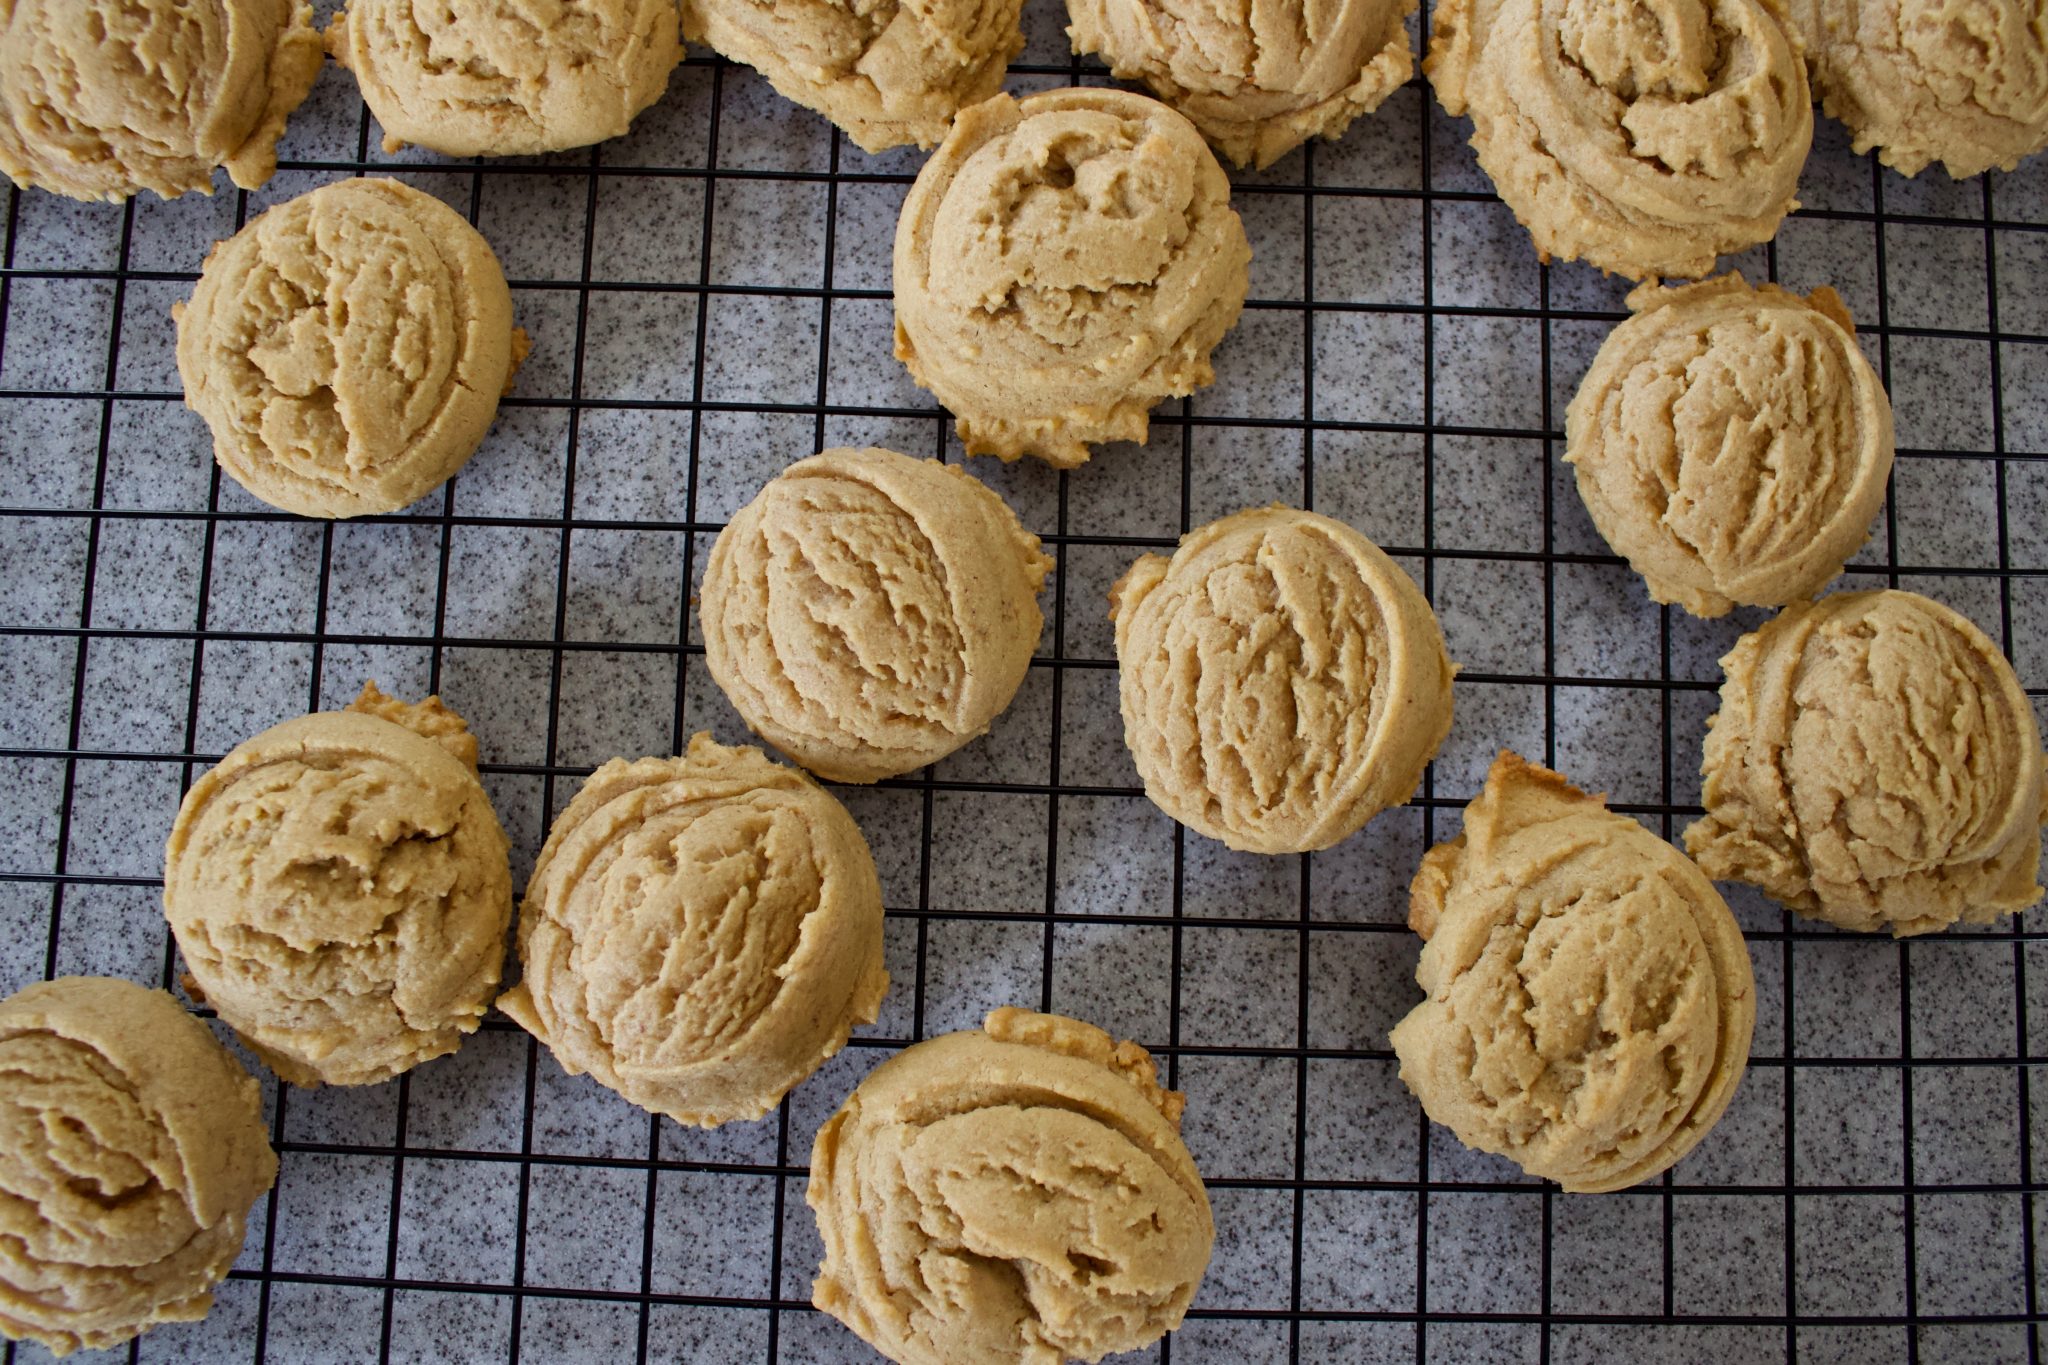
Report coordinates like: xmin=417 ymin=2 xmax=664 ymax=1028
xmin=0 ymin=3 xmax=2045 ymax=1363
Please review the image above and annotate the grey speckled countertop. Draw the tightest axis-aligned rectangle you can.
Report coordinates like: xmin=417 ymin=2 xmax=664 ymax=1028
xmin=2 ymin=3 xmax=2047 ymax=1363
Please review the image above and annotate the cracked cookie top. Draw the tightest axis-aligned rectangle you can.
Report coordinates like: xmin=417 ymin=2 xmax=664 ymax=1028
xmin=1392 ymin=753 xmax=1755 ymax=1192
xmin=174 ymin=177 xmax=524 ymax=519
xmin=702 ymin=447 xmax=1052 ymax=783
xmin=807 ymin=1008 xmax=1212 ymax=1365
xmin=1687 ymin=590 xmax=2048 ymax=935
xmin=1111 ymin=506 xmax=1455 ymax=854
xmin=0 ymin=977 xmax=276 ymax=1356
xmin=1565 ymin=273 xmax=1894 ymax=617
xmin=1066 ymin=0 xmax=1417 ymax=168
xmin=893 ymin=89 xmax=1250 ymax=468
xmin=683 ymin=0 xmax=1023 ymax=152
xmin=0 ymin=0 xmax=322 ymax=202
xmin=1786 ymin=0 xmax=2048 ymax=178
xmin=162 ymin=683 xmax=513 ymax=1087
xmin=1426 ymin=0 xmax=1812 ymax=280
xmin=497 ymin=734 xmax=887 ymax=1127
xmin=327 ymin=0 xmax=681 ymax=156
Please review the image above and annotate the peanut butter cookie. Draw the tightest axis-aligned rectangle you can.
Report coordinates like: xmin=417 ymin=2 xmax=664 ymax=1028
xmin=174 ymin=177 xmax=525 ymax=519
xmin=1786 ymin=0 xmax=2048 ymax=177
xmin=1426 ymin=0 xmax=1812 ymax=280
xmin=808 ymin=1008 xmax=1212 ymax=1365
xmin=894 ymin=89 xmax=1251 ymax=468
xmin=498 ymin=735 xmax=887 ymax=1127
xmin=1392 ymin=753 xmax=1755 ymax=1192
xmin=1112 ymin=506 xmax=1455 ymax=854
xmin=1066 ymin=0 xmax=1416 ymax=168
xmin=163 ymin=684 xmax=514 ymax=1087
xmin=0 ymin=977 xmax=276 ymax=1356
xmin=702 ymin=448 xmax=1052 ymax=783
xmin=1687 ymin=590 xmax=2048 ymax=935
xmin=327 ymin=0 xmax=681 ymax=156
xmin=0 ymin=0 xmax=321 ymax=204
xmin=1566 ymin=273 xmax=1894 ymax=617
xmin=682 ymin=0 xmax=1023 ymax=152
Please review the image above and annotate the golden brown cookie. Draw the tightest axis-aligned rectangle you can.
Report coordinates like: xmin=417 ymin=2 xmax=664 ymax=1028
xmin=894 ymin=89 xmax=1251 ymax=468
xmin=1391 ymin=753 xmax=1755 ymax=1193
xmin=1066 ymin=0 xmax=1416 ymax=168
xmin=0 ymin=0 xmax=322 ymax=203
xmin=163 ymin=683 xmax=514 ymax=1087
xmin=497 ymin=735 xmax=887 ymax=1127
xmin=1111 ymin=506 xmax=1454 ymax=854
xmin=174 ymin=177 xmax=525 ymax=519
xmin=1565 ymin=273 xmax=1894 ymax=617
xmin=682 ymin=0 xmax=1023 ymax=152
xmin=1686 ymin=590 xmax=2048 ymax=935
xmin=808 ymin=1008 xmax=1212 ymax=1365
xmin=327 ymin=0 xmax=681 ymax=156
xmin=701 ymin=448 xmax=1052 ymax=783
xmin=1787 ymin=0 xmax=2048 ymax=177
xmin=0 ymin=977 xmax=276 ymax=1356
xmin=1426 ymin=0 xmax=1812 ymax=280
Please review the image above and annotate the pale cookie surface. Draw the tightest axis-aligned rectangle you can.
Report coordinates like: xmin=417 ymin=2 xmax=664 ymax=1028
xmin=1426 ymin=0 xmax=1812 ymax=280
xmin=1066 ymin=0 xmax=1416 ymax=168
xmin=163 ymin=684 xmax=514 ymax=1087
xmin=498 ymin=735 xmax=887 ymax=1127
xmin=1391 ymin=754 xmax=1755 ymax=1193
xmin=328 ymin=0 xmax=681 ymax=156
xmin=1686 ymin=590 xmax=2048 ymax=935
xmin=0 ymin=977 xmax=276 ymax=1356
xmin=682 ymin=0 xmax=1023 ymax=152
xmin=894 ymin=89 xmax=1250 ymax=468
xmin=174 ymin=177 xmax=523 ymax=519
xmin=1111 ymin=506 xmax=1454 ymax=854
xmin=702 ymin=448 xmax=1052 ymax=783
xmin=0 ymin=0 xmax=321 ymax=203
xmin=1565 ymin=273 xmax=1894 ymax=617
xmin=1787 ymin=0 xmax=2048 ymax=177
xmin=808 ymin=1008 xmax=1213 ymax=1365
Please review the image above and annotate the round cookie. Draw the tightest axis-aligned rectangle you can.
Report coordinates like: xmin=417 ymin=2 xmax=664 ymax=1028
xmin=701 ymin=448 xmax=1052 ymax=783
xmin=0 ymin=977 xmax=276 ymax=1356
xmin=1426 ymin=0 xmax=1812 ymax=280
xmin=327 ymin=0 xmax=681 ymax=156
xmin=1066 ymin=0 xmax=1416 ymax=169
xmin=0 ymin=0 xmax=322 ymax=203
xmin=808 ymin=1008 xmax=1213 ymax=1365
xmin=682 ymin=0 xmax=1023 ymax=153
xmin=1686 ymin=590 xmax=2048 ymax=936
xmin=1391 ymin=753 xmax=1756 ymax=1193
xmin=497 ymin=734 xmax=887 ymax=1127
xmin=1565 ymin=273 xmax=1894 ymax=617
xmin=174 ymin=177 xmax=525 ymax=519
xmin=894 ymin=88 xmax=1251 ymax=468
xmin=163 ymin=683 xmax=514 ymax=1087
xmin=1786 ymin=0 xmax=2048 ymax=177
xmin=1111 ymin=506 xmax=1455 ymax=854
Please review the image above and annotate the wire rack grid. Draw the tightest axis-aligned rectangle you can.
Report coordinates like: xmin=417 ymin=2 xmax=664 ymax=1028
xmin=1 ymin=3 xmax=2047 ymax=1363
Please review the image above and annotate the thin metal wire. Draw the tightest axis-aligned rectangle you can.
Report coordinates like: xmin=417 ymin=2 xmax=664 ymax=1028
xmin=1414 ymin=26 xmax=1440 ymax=1359
xmin=0 ymin=46 xmax=2041 ymax=1365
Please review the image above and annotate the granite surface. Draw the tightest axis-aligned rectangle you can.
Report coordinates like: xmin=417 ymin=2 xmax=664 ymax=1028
xmin=0 ymin=1 xmax=2045 ymax=1362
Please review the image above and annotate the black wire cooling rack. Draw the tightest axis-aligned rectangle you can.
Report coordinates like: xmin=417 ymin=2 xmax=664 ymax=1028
xmin=2 ymin=6 xmax=2047 ymax=1363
